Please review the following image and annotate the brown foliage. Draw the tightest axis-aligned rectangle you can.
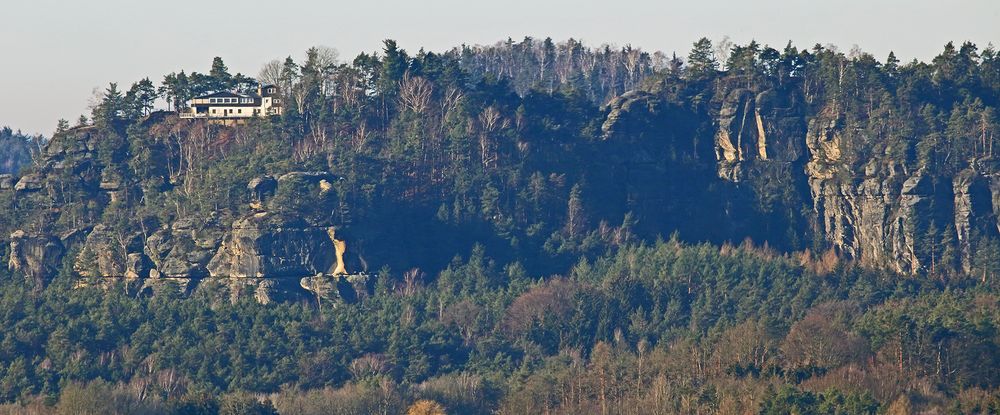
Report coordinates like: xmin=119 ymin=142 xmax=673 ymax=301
xmin=406 ymin=399 xmax=446 ymax=415
xmin=711 ymin=319 xmax=780 ymax=375
xmin=781 ymin=302 xmax=868 ymax=370
xmin=797 ymin=247 xmax=841 ymax=276
xmin=440 ymin=300 xmax=483 ymax=344
xmin=503 ymin=278 xmax=580 ymax=336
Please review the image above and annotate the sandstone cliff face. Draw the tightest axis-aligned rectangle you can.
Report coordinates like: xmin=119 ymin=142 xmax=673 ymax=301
xmin=145 ymin=216 xmax=223 ymax=279
xmin=300 ymin=273 xmax=372 ymax=303
xmin=0 ymin=124 xmax=366 ymax=302
xmin=600 ymin=83 xmax=1000 ymax=274
xmin=735 ymin=98 xmax=997 ymax=274
xmin=207 ymin=212 xmax=340 ymax=279
xmin=714 ymin=88 xmax=806 ymax=181
xmin=73 ymin=224 xmax=145 ymax=278
xmin=8 ymin=230 xmax=65 ymax=285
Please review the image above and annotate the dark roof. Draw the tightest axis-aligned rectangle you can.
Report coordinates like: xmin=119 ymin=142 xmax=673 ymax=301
xmin=192 ymin=91 xmax=245 ymax=99
xmin=193 ymin=102 xmax=261 ymax=108
xmin=259 ymin=84 xmax=279 ymax=97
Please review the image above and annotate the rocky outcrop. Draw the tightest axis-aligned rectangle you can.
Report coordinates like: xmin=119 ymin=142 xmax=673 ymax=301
xmin=601 ymin=90 xmax=662 ymax=140
xmin=300 ymin=274 xmax=341 ymax=302
xmin=0 ymin=122 xmax=368 ymax=304
xmin=207 ymin=212 xmax=342 ymax=279
xmin=800 ymin=108 xmax=1000 ymax=274
xmin=223 ymin=278 xmax=303 ymax=305
xmin=715 ymin=88 xmax=806 ymax=181
xmin=705 ymin=86 xmax=1000 ymax=274
xmin=300 ymin=273 xmax=373 ymax=303
xmin=74 ymin=224 xmax=145 ymax=278
xmin=598 ymin=83 xmax=1000 ymax=274
xmin=248 ymin=175 xmax=277 ymax=208
xmin=802 ymin=105 xmax=927 ymax=273
xmin=808 ymin=171 xmax=929 ymax=273
xmin=277 ymin=171 xmax=339 ymax=185
xmin=145 ymin=216 xmax=224 ymax=279
xmin=953 ymin=168 xmax=996 ymax=273
xmin=14 ymin=174 xmax=44 ymax=192
xmin=9 ymin=230 xmax=65 ymax=285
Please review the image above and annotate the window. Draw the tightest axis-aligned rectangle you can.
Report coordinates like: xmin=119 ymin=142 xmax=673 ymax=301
xmin=238 ymin=109 xmax=242 ymax=114
xmin=210 ymin=98 xmax=217 ymax=103
xmin=212 ymin=109 xmax=216 ymax=114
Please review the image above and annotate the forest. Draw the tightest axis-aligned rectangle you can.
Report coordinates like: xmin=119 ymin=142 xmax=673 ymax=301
xmin=0 ymin=36 xmax=999 ymax=414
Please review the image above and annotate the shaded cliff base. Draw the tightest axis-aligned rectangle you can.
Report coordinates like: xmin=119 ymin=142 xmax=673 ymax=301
xmin=74 ymin=272 xmax=374 ymax=305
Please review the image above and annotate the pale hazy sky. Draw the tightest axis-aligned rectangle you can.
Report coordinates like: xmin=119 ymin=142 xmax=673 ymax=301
xmin=1 ymin=0 xmax=997 ymax=135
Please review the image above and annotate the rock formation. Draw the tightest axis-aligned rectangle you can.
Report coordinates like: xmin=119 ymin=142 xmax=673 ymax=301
xmin=207 ymin=212 xmax=341 ymax=279
xmin=9 ymin=230 xmax=65 ymax=286
xmin=600 ymin=83 xmax=1000 ymax=274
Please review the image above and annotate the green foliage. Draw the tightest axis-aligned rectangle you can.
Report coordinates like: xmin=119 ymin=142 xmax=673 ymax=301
xmin=760 ymin=386 xmax=879 ymax=415
xmin=3 ymin=37 xmax=1000 ymax=414
xmin=0 ymin=126 xmax=41 ymax=174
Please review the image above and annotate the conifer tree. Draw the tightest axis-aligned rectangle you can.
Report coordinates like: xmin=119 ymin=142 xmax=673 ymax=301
xmin=687 ymin=37 xmax=718 ymax=78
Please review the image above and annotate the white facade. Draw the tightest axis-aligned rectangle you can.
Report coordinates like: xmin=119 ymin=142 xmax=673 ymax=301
xmin=179 ymin=85 xmax=282 ymax=119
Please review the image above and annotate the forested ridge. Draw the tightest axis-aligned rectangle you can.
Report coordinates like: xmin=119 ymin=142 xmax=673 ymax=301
xmin=0 ymin=37 xmax=999 ymax=414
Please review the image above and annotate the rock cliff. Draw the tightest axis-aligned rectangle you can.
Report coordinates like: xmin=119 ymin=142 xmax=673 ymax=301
xmin=1 ymin=125 xmax=369 ymax=303
xmin=8 ymin=230 xmax=65 ymax=286
xmin=207 ymin=212 xmax=341 ymax=278
xmin=601 ymin=82 xmax=1000 ymax=274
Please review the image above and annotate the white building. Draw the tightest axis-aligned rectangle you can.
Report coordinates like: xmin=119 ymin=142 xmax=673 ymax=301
xmin=179 ymin=84 xmax=282 ymax=119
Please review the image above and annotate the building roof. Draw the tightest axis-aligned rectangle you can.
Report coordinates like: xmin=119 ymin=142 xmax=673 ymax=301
xmin=192 ymin=91 xmax=246 ymax=100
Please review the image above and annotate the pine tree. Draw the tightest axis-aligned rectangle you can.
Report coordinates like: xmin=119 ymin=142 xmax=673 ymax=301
xmin=209 ymin=56 xmax=233 ymax=91
xmin=687 ymin=37 xmax=718 ymax=78
xmin=885 ymin=51 xmax=900 ymax=76
xmin=92 ymin=83 xmax=126 ymax=128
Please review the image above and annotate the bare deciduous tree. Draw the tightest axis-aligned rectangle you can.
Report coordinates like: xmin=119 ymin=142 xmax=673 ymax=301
xmin=258 ymin=59 xmax=284 ymax=87
xmin=398 ymin=73 xmax=434 ymax=114
xmin=477 ymin=106 xmax=508 ymax=170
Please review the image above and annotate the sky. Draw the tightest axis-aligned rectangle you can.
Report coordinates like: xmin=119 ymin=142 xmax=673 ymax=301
xmin=1 ymin=0 xmax=997 ymax=136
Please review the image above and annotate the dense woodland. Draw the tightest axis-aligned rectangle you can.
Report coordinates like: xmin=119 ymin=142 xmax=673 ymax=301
xmin=0 ymin=37 xmax=999 ymax=414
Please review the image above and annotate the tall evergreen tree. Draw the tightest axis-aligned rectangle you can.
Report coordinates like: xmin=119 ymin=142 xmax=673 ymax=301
xmin=687 ymin=37 xmax=718 ymax=78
